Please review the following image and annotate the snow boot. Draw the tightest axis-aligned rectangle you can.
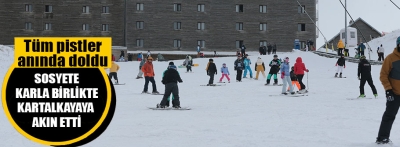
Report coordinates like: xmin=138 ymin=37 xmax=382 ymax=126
xmin=156 ymin=104 xmax=166 ymax=108
xmin=173 ymin=106 xmax=181 ymax=109
xmin=339 ymin=73 xmax=342 ymax=78
xmin=266 ymin=79 xmax=270 ymax=85
xmin=335 ymin=73 xmax=338 ymax=78
xmin=376 ymin=138 xmax=391 ymax=144
xmin=152 ymin=91 xmax=160 ymax=94
xmin=374 ymin=94 xmax=378 ymax=98
xmin=358 ymin=94 xmax=366 ymax=98
xmin=142 ymin=91 xmax=150 ymax=94
xmin=274 ymin=79 xmax=278 ymax=85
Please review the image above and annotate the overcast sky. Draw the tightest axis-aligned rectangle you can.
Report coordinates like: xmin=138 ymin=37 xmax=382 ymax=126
xmin=316 ymin=0 xmax=400 ymax=47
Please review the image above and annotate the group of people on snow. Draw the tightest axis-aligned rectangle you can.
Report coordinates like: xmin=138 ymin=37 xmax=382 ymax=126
xmin=258 ymin=43 xmax=277 ymax=55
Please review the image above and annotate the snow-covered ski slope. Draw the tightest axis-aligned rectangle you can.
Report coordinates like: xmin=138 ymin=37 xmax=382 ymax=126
xmin=0 ymin=45 xmax=398 ymax=147
xmin=319 ymin=29 xmax=400 ymax=61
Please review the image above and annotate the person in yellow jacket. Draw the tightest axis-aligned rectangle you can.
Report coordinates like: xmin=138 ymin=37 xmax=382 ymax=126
xmin=376 ymin=36 xmax=400 ymax=144
xmin=337 ymin=39 xmax=345 ymax=56
xmin=109 ymin=61 xmax=120 ymax=84
xmin=254 ymin=57 xmax=266 ymax=80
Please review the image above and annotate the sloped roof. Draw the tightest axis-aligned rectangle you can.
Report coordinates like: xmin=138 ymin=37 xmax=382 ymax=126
xmin=320 ymin=17 xmax=381 ymax=48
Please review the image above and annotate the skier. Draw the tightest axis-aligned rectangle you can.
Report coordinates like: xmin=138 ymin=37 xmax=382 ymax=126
xmin=120 ymin=50 xmax=125 ymax=58
xmin=241 ymin=45 xmax=246 ymax=57
xmin=272 ymin=43 xmax=277 ymax=54
xmin=335 ymin=54 xmax=346 ymax=78
xmin=157 ymin=63 xmax=183 ymax=108
xmin=358 ymin=43 xmax=366 ymax=56
xmin=265 ymin=55 xmax=281 ymax=85
xmin=161 ymin=62 xmax=179 ymax=107
xmin=141 ymin=56 xmax=159 ymax=94
xmin=234 ymin=56 xmax=244 ymax=82
xmin=184 ymin=56 xmax=192 ymax=72
xmin=280 ymin=57 xmax=295 ymax=95
xmin=147 ymin=50 xmax=151 ymax=58
xmin=337 ymin=39 xmax=345 ymax=56
xmin=357 ymin=55 xmax=377 ymax=98
xmin=197 ymin=45 xmax=201 ymax=57
xmin=254 ymin=57 xmax=266 ymax=80
xmin=376 ymin=37 xmax=400 ymax=144
xmin=243 ymin=54 xmax=253 ymax=78
xmin=267 ymin=43 xmax=272 ymax=55
xmin=205 ymin=59 xmax=217 ymax=86
xmin=378 ymin=44 xmax=385 ymax=61
xmin=236 ymin=49 xmax=241 ymax=57
xmin=137 ymin=52 xmax=142 ymax=61
xmin=219 ymin=63 xmax=230 ymax=83
xmin=287 ymin=66 xmax=301 ymax=92
xmin=294 ymin=57 xmax=309 ymax=93
xmin=108 ymin=61 xmax=120 ymax=84
xmin=136 ymin=57 xmax=146 ymax=79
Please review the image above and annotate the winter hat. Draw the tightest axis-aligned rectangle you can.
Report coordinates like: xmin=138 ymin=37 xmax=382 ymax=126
xmin=147 ymin=56 xmax=153 ymax=60
xmin=169 ymin=62 xmax=174 ymax=65
xmin=168 ymin=65 xmax=177 ymax=70
xmin=222 ymin=63 xmax=226 ymax=66
xmin=273 ymin=55 xmax=278 ymax=58
xmin=209 ymin=59 xmax=213 ymax=62
xmin=284 ymin=57 xmax=289 ymax=62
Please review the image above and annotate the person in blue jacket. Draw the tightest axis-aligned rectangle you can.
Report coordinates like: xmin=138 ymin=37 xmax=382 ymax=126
xmin=358 ymin=43 xmax=366 ymax=56
xmin=242 ymin=54 xmax=253 ymax=78
xmin=137 ymin=52 xmax=143 ymax=61
xmin=280 ymin=57 xmax=295 ymax=95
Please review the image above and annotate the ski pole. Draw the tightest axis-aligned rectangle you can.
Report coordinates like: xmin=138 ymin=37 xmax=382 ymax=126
xmin=306 ymin=72 xmax=309 ymax=90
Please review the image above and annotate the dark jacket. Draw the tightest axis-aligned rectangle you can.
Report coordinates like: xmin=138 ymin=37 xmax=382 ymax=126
xmin=290 ymin=70 xmax=297 ymax=81
xmin=358 ymin=59 xmax=372 ymax=78
xmin=269 ymin=59 xmax=281 ymax=73
xmin=162 ymin=68 xmax=183 ymax=84
xmin=206 ymin=62 xmax=217 ymax=75
xmin=234 ymin=59 xmax=245 ymax=70
xmin=267 ymin=44 xmax=273 ymax=50
xmin=336 ymin=57 xmax=346 ymax=66
xmin=259 ymin=47 xmax=263 ymax=53
xmin=273 ymin=44 xmax=277 ymax=50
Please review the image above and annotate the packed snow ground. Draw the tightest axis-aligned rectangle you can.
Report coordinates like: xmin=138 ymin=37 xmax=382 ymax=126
xmin=318 ymin=29 xmax=400 ymax=61
xmin=0 ymin=45 xmax=399 ymax=147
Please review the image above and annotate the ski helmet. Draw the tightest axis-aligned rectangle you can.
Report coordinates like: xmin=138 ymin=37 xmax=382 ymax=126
xmin=169 ymin=62 xmax=174 ymax=65
xmin=360 ymin=55 xmax=366 ymax=60
xmin=209 ymin=59 xmax=213 ymax=62
xmin=273 ymin=55 xmax=278 ymax=58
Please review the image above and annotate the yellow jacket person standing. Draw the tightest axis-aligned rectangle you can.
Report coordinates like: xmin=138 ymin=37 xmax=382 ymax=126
xmin=376 ymin=36 xmax=400 ymax=144
xmin=109 ymin=61 xmax=120 ymax=84
xmin=254 ymin=57 xmax=266 ymax=80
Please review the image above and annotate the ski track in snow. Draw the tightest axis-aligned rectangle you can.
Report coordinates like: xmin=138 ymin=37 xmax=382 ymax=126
xmin=0 ymin=30 xmax=400 ymax=147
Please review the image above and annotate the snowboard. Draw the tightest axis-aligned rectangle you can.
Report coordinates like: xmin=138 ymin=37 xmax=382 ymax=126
xmin=217 ymin=82 xmax=226 ymax=83
xmin=148 ymin=107 xmax=191 ymax=110
xmin=335 ymin=77 xmax=347 ymax=78
xmin=200 ymin=84 xmax=226 ymax=86
xmin=152 ymin=93 xmax=164 ymax=95
xmin=114 ymin=83 xmax=125 ymax=85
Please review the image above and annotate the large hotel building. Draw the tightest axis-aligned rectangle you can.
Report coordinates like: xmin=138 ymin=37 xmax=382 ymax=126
xmin=0 ymin=0 xmax=317 ymax=52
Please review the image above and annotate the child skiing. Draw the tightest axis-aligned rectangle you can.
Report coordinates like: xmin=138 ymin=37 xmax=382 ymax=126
xmin=219 ymin=63 xmax=230 ymax=83
xmin=335 ymin=54 xmax=346 ymax=78
xmin=136 ymin=57 xmax=146 ymax=79
xmin=184 ymin=56 xmax=192 ymax=72
xmin=109 ymin=61 xmax=120 ymax=84
xmin=243 ymin=54 xmax=253 ymax=78
xmin=281 ymin=57 xmax=295 ymax=95
xmin=254 ymin=57 xmax=266 ymax=80
xmin=266 ymin=55 xmax=281 ymax=85
xmin=287 ymin=66 xmax=301 ymax=92
xmin=206 ymin=59 xmax=217 ymax=86
xmin=294 ymin=57 xmax=309 ymax=93
xmin=234 ymin=56 xmax=244 ymax=82
xmin=157 ymin=63 xmax=183 ymax=108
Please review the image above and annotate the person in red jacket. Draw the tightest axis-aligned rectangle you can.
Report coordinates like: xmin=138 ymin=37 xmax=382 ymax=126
xmin=294 ymin=57 xmax=309 ymax=93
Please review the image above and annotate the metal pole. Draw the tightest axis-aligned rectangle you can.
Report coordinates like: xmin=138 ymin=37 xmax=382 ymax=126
xmin=390 ymin=0 xmax=400 ymax=10
xmin=124 ymin=0 xmax=127 ymax=47
xmin=345 ymin=0 xmax=347 ymax=50
xmin=296 ymin=1 xmax=329 ymax=44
